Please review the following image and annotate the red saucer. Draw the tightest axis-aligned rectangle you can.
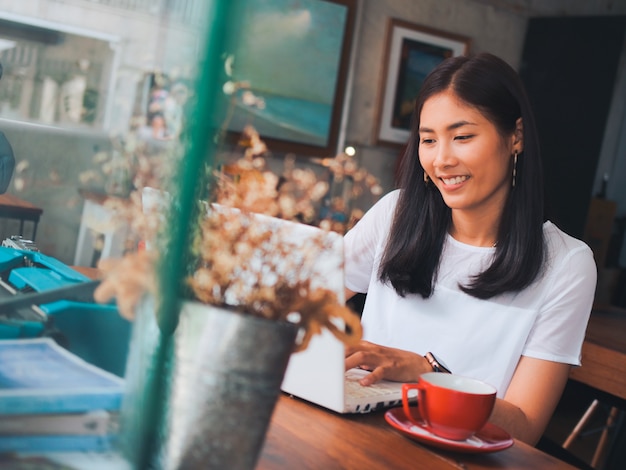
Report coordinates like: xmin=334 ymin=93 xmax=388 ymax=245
xmin=385 ymin=408 xmax=514 ymax=454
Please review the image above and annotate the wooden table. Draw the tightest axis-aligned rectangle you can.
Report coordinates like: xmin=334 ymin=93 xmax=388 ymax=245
xmin=257 ymin=394 xmax=575 ymax=469
xmin=569 ymin=306 xmax=626 ymax=401
xmin=0 ymin=193 xmax=43 ymax=240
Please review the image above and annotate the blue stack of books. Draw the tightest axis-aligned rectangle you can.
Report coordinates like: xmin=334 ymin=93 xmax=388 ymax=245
xmin=0 ymin=338 xmax=125 ymax=453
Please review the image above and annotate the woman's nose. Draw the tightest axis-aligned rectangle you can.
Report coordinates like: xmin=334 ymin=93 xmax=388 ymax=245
xmin=432 ymin=142 xmax=457 ymax=169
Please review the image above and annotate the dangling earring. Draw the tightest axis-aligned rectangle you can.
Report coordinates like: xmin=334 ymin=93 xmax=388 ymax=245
xmin=512 ymin=152 xmax=518 ymax=188
xmin=424 ymin=171 xmax=430 ymax=185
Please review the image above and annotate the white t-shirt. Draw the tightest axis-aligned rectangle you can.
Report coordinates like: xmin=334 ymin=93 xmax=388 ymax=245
xmin=344 ymin=190 xmax=597 ymax=397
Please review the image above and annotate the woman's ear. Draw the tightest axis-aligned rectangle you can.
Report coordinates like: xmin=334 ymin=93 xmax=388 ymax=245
xmin=513 ymin=117 xmax=524 ymax=153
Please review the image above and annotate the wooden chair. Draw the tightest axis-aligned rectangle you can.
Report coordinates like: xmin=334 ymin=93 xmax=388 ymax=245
xmin=563 ymin=400 xmax=622 ymax=469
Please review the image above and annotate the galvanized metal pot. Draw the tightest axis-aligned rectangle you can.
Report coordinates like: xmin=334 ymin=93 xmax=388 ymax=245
xmin=120 ymin=297 xmax=298 ymax=470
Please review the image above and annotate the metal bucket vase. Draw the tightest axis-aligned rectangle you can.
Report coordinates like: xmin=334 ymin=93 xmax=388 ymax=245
xmin=120 ymin=297 xmax=299 ymax=470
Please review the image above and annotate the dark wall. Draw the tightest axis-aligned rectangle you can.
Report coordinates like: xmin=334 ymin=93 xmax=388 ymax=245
xmin=519 ymin=16 xmax=626 ymax=239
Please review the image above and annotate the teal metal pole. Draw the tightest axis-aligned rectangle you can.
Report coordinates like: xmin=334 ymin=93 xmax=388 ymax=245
xmin=157 ymin=1 xmax=236 ymax=335
xmin=132 ymin=1 xmax=238 ymax=467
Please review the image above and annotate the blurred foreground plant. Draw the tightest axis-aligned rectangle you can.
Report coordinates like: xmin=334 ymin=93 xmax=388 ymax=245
xmin=90 ymin=112 xmax=380 ymax=351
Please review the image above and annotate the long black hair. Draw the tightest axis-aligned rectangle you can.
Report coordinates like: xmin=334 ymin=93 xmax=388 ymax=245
xmin=379 ymin=52 xmax=545 ymax=299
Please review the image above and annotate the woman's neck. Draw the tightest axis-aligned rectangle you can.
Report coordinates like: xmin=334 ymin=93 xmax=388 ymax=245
xmin=449 ymin=209 xmax=501 ymax=247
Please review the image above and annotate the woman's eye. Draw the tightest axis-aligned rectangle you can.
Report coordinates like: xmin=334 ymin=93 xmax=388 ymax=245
xmin=420 ymin=138 xmax=435 ymax=144
xmin=454 ymin=135 xmax=473 ymax=141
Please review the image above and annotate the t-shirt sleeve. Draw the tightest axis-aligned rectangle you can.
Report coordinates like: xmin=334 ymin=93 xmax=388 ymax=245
xmin=522 ymin=242 xmax=597 ymax=366
xmin=343 ymin=190 xmax=399 ymax=293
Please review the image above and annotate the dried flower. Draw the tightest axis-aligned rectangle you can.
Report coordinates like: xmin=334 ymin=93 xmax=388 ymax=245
xmin=94 ymin=250 xmax=158 ymax=320
xmin=186 ymin=205 xmax=362 ymax=351
xmin=93 ymin=83 xmax=380 ymax=350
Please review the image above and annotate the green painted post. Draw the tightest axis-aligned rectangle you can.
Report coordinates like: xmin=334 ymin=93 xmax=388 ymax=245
xmin=131 ymin=1 xmax=239 ymax=468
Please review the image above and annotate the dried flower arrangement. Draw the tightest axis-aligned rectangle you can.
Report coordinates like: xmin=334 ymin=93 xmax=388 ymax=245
xmin=187 ymin=125 xmax=385 ymax=349
xmin=89 ymin=57 xmax=382 ymax=351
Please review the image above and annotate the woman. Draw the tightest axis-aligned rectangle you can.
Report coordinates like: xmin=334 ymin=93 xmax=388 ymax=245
xmin=343 ymin=53 xmax=597 ymax=445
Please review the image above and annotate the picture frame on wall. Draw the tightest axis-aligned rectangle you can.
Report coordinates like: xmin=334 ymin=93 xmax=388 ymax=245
xmin=374 ymin=19 xmax=471 ymax=146
xmin=220 ymin=0 xmax=357 ymax=157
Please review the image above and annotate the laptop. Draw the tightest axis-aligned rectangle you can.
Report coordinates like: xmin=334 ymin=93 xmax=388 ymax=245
xmin=231 ymin=212 xmax=405 ymax=414
xmin=282 ymin=327 xmax=405 ymax=414
xmin=150 ymin=195 xmax=405 ymax=414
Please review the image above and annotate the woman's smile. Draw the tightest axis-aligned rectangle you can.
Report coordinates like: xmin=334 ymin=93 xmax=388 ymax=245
xmin=439 ymin=175 xmax=470 ymax=186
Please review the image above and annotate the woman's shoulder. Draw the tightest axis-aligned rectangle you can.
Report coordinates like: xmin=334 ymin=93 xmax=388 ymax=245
xmin=543 ymin=221 xmax=592 ymax=253
xmin=378 ymin=188 xmax=401 ymax=205
xmin=360 ymin=189 xmax=400 ymax=220
xmin=346 ymin=189 xmax=399 ymax=239
xmin=542 ymin=221 xmax=596 ymax=270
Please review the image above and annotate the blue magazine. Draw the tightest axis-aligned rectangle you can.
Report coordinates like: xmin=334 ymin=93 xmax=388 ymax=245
xmin=0 ymin=338 xmax=125 ymax=415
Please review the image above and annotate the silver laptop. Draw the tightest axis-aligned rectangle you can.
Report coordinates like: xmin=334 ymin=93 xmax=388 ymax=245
xmin=282 ymin=327 xmax=405 ymax=414
xmin=242 ymin=214 xmax=404 ymax=414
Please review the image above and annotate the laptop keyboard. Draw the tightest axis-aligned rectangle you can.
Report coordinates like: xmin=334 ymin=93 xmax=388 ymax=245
xmin=344 ymin=369 xmax=403 ymax=413
xmin=345 ymin=369 xmax=403 ymax=397
xmin=346 ymin=380 xmax=392 ymax=398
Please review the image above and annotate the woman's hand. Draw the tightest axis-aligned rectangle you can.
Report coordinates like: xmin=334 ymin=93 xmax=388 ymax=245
xmin=345 ymin=340 xmax=432 ymax=386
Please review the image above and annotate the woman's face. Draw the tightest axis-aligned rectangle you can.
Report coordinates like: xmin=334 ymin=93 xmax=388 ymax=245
xmin=418 ymin=90 xmax=520 ymax=217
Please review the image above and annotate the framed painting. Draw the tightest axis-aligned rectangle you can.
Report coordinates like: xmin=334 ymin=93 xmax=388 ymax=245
xmin=220 ymin=0 xmax=357 ymax=157
xmin=374 ymin=19 xmax=470 ymax=146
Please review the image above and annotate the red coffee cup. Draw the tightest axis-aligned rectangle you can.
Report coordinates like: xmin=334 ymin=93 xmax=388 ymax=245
xmin=402 ymin=372 xmax=497 ymax=441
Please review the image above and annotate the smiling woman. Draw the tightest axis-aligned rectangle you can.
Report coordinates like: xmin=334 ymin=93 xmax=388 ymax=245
xmin=418 ymin=90 xmax=521 ymax=235
xmin=343 ymin=52 xmax=597 ymax=446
